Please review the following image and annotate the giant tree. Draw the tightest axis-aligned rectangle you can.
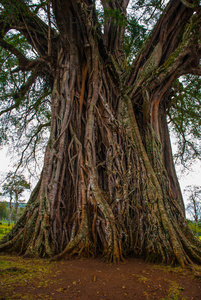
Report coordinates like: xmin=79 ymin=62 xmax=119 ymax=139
xmin=0 ymin=0 xmax=201 ymax=268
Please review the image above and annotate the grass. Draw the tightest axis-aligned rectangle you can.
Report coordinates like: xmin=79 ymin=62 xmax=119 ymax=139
xmin=0 ymin=253 xmax=201 ymax=299
xmin=160 ymin=280 xmax=185 ymax=300
xmin=0 ymin=222 xmax=13 ymax=239
xmin=0 ymin=254 xmax=56 ymax=299
xmin=187 ymin=220 xmax=201 ymax=241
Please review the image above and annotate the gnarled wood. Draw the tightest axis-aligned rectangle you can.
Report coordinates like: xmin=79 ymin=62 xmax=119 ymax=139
xmin=0 ymin=0 xmax=201 ymax=268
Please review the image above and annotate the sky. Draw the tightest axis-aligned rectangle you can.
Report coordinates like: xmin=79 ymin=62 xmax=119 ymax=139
xmin=171 ymin=137 xmax=201 ymax=205
xmin=0 ymin=147 xmax=36 ymax=202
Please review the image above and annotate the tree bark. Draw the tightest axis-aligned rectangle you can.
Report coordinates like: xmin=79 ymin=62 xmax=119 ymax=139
xmin=159 ymin=102 xmax=185 ymax=215
xmin=0 ymin=0 xmax=201 ymax=268
xmin=8 ymin=200 xmax=13 ymax=227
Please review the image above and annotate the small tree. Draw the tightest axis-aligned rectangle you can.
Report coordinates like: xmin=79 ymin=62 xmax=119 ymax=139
xmin=0 ymin=202 xmax=8 ymax=221
xmin=11 ymin=204 xmax=26 ymax=224
xmin=1 ymin=173 xmax=30 ymax=225
xmin=186 ymin=186 xmax=201 ymax=239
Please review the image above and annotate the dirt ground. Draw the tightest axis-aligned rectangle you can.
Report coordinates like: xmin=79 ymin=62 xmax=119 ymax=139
xmin=0 ymin=254 xmax=201 ymax=299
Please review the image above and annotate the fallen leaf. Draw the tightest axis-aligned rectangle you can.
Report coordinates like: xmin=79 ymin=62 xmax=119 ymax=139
xmin=56 ymin=287 xmax=66 ymax=292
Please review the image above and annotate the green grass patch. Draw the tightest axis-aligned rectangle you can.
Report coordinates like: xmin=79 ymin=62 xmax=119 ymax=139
xmin=187 ymin=220 xmax=201 ymax=239
xmin=0 ymin=254 xmax=56 ymax=299
xmin=0 ymin=222 xmax=13 ymax=239
xmin=161 ymin=280 xmax=186 ymax=300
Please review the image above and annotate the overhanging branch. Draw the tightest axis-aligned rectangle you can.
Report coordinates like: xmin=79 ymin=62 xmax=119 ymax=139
xmin=180 ymin=0 xmax=199 ymax=9
xmin=186 ymin=66 xmax=201 ymax=75
xmin=0 ymin=0 xmax=58 ymax=60
xmin=128 ymin=0 xmax=195 ymax=87
xmin=14 ymin=121 xmax=51 ymax=174
xmin=0 ymin=39 xmax=30 ymax=66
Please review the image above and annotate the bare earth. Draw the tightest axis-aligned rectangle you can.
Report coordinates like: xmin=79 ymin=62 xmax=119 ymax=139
xmin=0 ymin=254 xmax=201 ymax=299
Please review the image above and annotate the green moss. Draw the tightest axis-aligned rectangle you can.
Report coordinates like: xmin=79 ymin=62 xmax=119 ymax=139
xmin=161 ymin=280 xmax=186 ymax=300
xmin=0 ymin=253 xmax=56 ymax=299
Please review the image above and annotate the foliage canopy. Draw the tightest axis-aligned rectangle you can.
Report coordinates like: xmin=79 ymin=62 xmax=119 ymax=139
xmin=0 ymin=0 xmax=200 ymax=172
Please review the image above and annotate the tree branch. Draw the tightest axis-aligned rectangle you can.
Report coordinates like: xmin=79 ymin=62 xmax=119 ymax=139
xmin=14 ymin=121 xmax=51 ymax=174
xmin=101 ymin=0 xmax=129 ymax=63
xmin=51 ymin=0 xmax=95 ymax=48
xmin=181 ymin=0 xmax=199 ymax=9
xmin=0 ymin=64 xmax=49 ymax=118
xmin=0 ymin=103 xmax=19 ymax=117
xmin=172 ymin=104 xmax=201 ymax=119
xmin=129 ymin=0 xmax=194 ymax=84
xmin=185 ymin=66 xmax=201 ymax=76
xmin=0 ymin=0 xmax=57 ymax=60
xmin=0 ymin=39 xmax=30 ymax=66
xmin=122 ymin=0 xmax=130 ymax=9
xmin=0 ymin=74 xmax=37 ymax=117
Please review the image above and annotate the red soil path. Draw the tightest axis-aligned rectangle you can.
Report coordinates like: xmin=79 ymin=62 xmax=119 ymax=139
xmin=0 ymin=255 xmax=200 ymax=299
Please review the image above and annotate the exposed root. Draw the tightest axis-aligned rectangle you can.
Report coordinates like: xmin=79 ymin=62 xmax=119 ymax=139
xmin=51 ymin=230 xmax=95 ymax=261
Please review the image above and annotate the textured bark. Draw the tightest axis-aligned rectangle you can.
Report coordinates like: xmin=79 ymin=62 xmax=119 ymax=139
xmin=0 ymin=0 xmax=201 ymax=268
xmin=159 ymin=103 xmax=185 ymax=215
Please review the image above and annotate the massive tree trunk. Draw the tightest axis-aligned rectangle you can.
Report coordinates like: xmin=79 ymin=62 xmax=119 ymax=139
xmin=1 ymin=0 xmax=201 ymax=268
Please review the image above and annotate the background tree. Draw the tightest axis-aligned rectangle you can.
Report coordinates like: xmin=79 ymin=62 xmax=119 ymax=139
xmin=0 ymin=201 xmax=8 ymax=221
xmin=11 ymin=204 xmax=26 ymax=224
xmin=168 ymin=75 xmax=201 ymax=167
xmin=1 ymin=173 xmax=14 ymax=226
xmin=0 ymin=0 xmax=201 ymax=269
xmin=186 ymin=185 xmax=201 ymax=239
xmin=0 ymin=172 xmax=30 ymax=225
